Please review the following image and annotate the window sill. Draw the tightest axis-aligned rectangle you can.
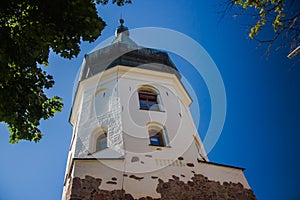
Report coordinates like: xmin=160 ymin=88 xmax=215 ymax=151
xmin=139 ymin=108 xmax=165 ymax=112
xmin=88 ymin=147 xmax=108 ymax=155
xmin=148 ymin=144 xmax=171 ymax=149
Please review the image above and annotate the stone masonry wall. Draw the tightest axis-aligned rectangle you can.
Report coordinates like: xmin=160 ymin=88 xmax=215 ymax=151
xmin=66 ymin=174 xmax=256 ymax=200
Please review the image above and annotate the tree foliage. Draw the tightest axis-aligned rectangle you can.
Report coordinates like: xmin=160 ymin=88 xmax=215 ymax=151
xmin=229 ymin=0 xmax=300 ymax=55
xmin=0 ymin=0 xmax=131 ymax=143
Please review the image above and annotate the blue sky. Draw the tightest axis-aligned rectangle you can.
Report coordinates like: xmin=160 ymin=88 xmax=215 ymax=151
xmin=0 ymin=1 xmax=299 ymax=199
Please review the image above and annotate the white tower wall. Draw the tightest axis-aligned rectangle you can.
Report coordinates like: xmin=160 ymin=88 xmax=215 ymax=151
xmin=62 ymin=22 xmax=256 ymax=199
xmin=62 ymin=65 xmax=252 ymax=199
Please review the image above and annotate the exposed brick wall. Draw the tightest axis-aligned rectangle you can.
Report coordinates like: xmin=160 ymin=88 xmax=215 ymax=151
xmin=66 ymin=174 xmax=256 ymax=200
xmin=157 ymin=174 xmax=256 ymax=200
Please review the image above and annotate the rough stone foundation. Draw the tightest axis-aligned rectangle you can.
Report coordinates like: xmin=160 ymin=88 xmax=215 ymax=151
xmin=66 ymin=174 xmax=256 ymax=200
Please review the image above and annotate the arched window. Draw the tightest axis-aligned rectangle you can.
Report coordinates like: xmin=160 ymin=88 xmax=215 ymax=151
xmin=138 ymin=86 xmax=161 ymax=111
xmin=148 ymin=123 xmax=169 ymax=147
xmin=89 ymin=126 xmax=108 ymax=153
xmin=96 ymin=132 xmax=107 ymax=151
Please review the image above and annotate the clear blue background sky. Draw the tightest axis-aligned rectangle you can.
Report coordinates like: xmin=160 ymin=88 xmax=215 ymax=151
xmin=0 ymin=1 xmax=299 ymax=199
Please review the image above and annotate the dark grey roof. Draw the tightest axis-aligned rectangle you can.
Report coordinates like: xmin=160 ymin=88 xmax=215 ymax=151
xmin=79 ymin=28 xmax=180 ymax=81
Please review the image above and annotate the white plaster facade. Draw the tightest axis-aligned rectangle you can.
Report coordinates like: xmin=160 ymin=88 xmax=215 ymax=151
xmin=61 ymin=29 xmax=252 ymax=199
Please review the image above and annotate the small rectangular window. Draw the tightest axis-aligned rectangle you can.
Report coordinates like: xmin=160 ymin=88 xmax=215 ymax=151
xmin=96 ymin=133 xmax=107 ymax=151
xmin=139 ymin=92 xmax=159 ymax=111
xmin=149 ymin=128 xmax=165 ymax=146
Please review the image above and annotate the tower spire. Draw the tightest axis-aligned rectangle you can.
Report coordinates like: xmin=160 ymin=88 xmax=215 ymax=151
xmin=111 ymin=18 xmax=137 ymax=46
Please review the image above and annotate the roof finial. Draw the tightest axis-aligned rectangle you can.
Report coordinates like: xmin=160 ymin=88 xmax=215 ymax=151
xmin=119 ymin=18 xmax=124 ymax=25
xmin=115 ymin=18 xmax=129 ymax=36
xmin=120 ymin=13 xmax=123 ymax=24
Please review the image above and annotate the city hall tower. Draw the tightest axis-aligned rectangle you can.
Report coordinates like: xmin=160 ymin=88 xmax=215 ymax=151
xmin=62 ymin=20 xmax=256 ymax=200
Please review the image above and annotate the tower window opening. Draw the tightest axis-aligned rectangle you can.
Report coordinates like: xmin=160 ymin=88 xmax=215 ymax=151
xmin=96 ymin=132 xmax=107 ymax=151
xmin=138 ymin=86 xmax=161 ymax=111
xmin=148 ymin=123 xmax=169 ymax=147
